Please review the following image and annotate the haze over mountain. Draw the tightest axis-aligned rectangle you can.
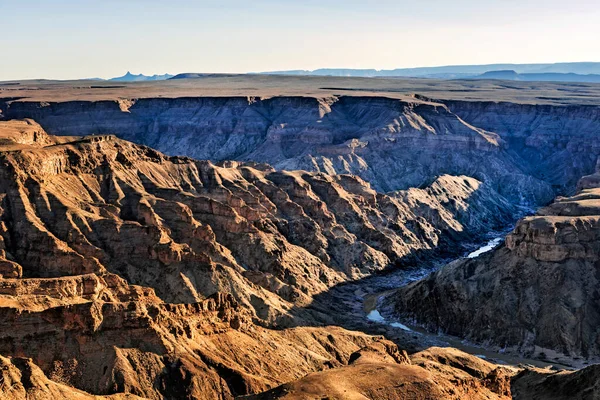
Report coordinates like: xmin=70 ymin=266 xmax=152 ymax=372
xmin=260 ymin=62 xmax=600 ymax=80
xmin=6 ymin=63 xmax=600 ymax=84
xmin=475 ymin=70 xmax=600 ymax=83
xmin=167 ymin=62 xmax=600 ymax=85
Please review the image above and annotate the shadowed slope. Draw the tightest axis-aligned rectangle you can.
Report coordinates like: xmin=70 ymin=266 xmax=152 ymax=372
xmin=0 ymin=119 xmax=516 ymax=322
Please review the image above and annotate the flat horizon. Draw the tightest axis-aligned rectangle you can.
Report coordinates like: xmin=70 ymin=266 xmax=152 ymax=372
xmin=2 ymin=0 xmax=599 ymax=80
xmin=3 ymin=60 xmax=600 ymax=82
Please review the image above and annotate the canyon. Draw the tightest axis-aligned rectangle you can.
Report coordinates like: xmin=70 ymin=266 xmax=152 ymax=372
xmin=391 ymin=164 xmax=600 ymax=363
xmin=2 ymin=77 xmax=600 ymax=398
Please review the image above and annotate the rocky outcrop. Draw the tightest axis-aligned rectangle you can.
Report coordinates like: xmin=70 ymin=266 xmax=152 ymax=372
xmin=0 ymin=354 xmax=143 ymax=399
xmin=511 ymin=365 xmax=600 ymax=400
xmin=0 ymin=287 xmax=395 ymax=399
xmin=392 ymin=166 xmax=600 ymax=361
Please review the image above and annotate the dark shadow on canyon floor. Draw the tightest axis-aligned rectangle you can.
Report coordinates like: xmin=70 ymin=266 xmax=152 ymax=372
xmin=275 ymin=242 xmax=471 ymax=352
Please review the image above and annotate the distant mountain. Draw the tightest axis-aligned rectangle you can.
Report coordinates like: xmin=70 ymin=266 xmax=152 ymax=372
xmin=476 ymin=70 xmax=520 ymax=80
xmin=169 ymin=73 xmax=239 ymax=80
xmin=109 ymin=71 xmax=173 ymax=82
xmin=260 ymin=62 xmax=600 ymax=79
xmin=477 ymin=70 xmax=600 ymax=83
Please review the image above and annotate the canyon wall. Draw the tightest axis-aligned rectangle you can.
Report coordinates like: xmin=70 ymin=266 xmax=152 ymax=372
xmin=7 ymin=95 xmax=600 ymax=207
xmin=1 ymin=90 xmax=600 ymax=397
xmin=0 ymin=120 xmax=517 ymax=319
xmin=0 ymin=120 xmax=526 ymax=399
xmin=392 ymin=165 xmax=600 ymax=361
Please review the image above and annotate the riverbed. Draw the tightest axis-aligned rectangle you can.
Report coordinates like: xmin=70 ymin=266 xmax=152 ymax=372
xmin=360 ymin=233 xmax=577 ymax=370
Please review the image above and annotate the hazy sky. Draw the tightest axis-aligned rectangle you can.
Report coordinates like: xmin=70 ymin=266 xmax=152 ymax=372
xmin=2 ymin=0 xmax=600 ymax=80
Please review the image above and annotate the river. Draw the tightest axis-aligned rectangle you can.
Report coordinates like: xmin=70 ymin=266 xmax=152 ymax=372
xmin=360 ymin=233 xmax=576 ymax=370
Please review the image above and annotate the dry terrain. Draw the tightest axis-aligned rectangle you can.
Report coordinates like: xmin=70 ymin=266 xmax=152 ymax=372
xmin=2 ymin=74 xmax=600 ymax=105
xmin=2 ymin=76 xmax=600 ymax=398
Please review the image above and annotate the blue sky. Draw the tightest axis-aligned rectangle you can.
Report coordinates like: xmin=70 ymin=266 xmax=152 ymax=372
xmin=1 ymin=0 xmax=599 ymax=80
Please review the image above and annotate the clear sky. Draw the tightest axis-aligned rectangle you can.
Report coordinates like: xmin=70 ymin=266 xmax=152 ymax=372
xmin=1 ymin=0 xmax=600 ymax=80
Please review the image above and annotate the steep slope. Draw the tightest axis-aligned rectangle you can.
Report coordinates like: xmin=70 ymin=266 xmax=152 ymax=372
xmin=5 ymin=95 xmax=579 ymax=207
xmin=391 ymin=164 xmax=600 ymax=361
xmin=0 ymin=119 xmax=517 ymax=322
xmin=445 ymin=100 xmax=600 ymax=192
xmin=512 ymin=365 xmax=600 ymax=399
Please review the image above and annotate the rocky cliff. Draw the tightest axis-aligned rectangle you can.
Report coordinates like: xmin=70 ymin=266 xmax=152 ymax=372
xmin=0 ymin=119 xmax=518 ymax=318
xmin=445 ymin=100 xmax=600 ymax=191
xmin=0 ymin=119 xmax=527 ymax=399
xmin=2 ymin=92 xmax=600 ymax=398
xmin=392 ymin=164 xmax=600 ymax=361
xmin=9 ymin=95 xmax=598 ymax=207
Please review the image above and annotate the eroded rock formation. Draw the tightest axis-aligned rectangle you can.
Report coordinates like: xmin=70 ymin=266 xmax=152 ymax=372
xmin=9 ymin=95 xmax=595 ymax=207
xmin=2 ymin=91 xmax=600 ymax=398
xmin=0 ymin=119 xmax=524 ymax=399
xmin=392 ymin=164 xmax=600 ymax=361
xmin=0 ymin=119 xmax=514 ymax=321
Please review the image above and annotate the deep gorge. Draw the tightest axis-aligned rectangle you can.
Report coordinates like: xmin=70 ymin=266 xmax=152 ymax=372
xmin=2 ymin=94 xmax=600 ymax=398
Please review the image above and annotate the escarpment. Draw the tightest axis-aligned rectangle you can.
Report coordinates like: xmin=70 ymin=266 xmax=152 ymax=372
xmin=445 ymin=100 xmax=600 ymax=191
xmin=392 ymin=164 xmax=600 ymax=361
xmin=9 ymin=95 xmax=600 ymax=206
xmin=2 ymin=91 xmax=600 ymax=398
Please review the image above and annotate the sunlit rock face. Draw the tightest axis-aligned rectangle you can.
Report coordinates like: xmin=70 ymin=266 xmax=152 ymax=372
xmin=3 ymin=93 xmax=600 ymax=398
xmin=0 ymin=120 xmax=515 ymax=315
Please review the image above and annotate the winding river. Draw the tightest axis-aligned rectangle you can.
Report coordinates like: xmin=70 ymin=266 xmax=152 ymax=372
xmin=361 ymin=233 xmax=575 ymax=370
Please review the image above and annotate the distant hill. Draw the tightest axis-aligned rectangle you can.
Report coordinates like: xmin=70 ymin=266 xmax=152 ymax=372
xmin=260 ymin=62 xmax=600 ymax=79
xmin=109 ymin=71 xmax=173 ymax=82
xmin=477 ymin=70 xmax=600 ymax=83
xmin=477 ymin=70 xmax=520 ymax=80
xmin=169 ymin=73 xmax=239 ymax=80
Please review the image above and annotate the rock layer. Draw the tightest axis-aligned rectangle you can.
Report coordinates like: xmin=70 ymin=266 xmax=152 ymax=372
xmin=9 ymin=95 xmax=595 ymax=206
xmin=1 ymin=92 xmax=600 ymax=397
xmin=0 ymin=119 xmax=515 ymax=321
